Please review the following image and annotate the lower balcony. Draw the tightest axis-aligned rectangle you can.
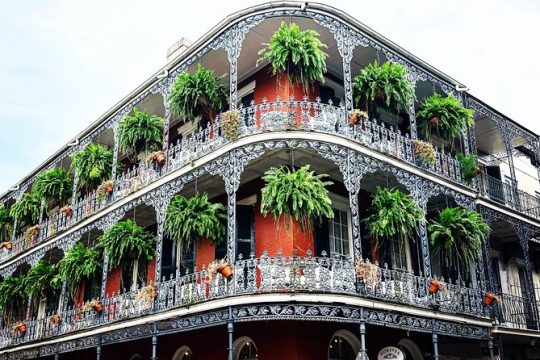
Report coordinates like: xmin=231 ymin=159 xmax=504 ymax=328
xmin=497 ymin=292 xmax=539 ymax=330
xmin=0 ymin=252 xmax=486 ymax=348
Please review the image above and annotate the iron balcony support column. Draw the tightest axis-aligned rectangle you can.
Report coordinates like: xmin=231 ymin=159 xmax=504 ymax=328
xmin=111 ymin=123 xmax=120 ymax=182
xmin=58 ymin=279 xmax=68 ymax=314
xmin=357 ymin=308 xmax=368 ymax=360
xmin=70 ymin=173 xmax=79 ymax=208
xmin=151 ymin=322 xmax=158 ymax=360
xmin=407 ymin=80 xmax=418 ymax=140
xmin=503 ymin=134 xmax=520 ymax=211
xmin=227 ymin=307 xmax=234 ymax=360
xmin=11 ymin=218 xmax=18 ymax=242
xmin=517 ymin=227 xmax=540 ymax=329
xmin=161 ymin=89 xmax=171 ymax=173
xmin=488 ymin=336 xmax=494 ymax=360
xmin=96 ymin=344 xmax=101 ymax=360
xmin=431 ymin=330 xmax=439 ymax=360
xmin=100 ymin=254 xmax=110 ymax=300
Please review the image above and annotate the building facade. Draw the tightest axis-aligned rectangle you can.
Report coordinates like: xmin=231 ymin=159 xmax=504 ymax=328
xmin=0 ymin=2 xmax=539 ymax=359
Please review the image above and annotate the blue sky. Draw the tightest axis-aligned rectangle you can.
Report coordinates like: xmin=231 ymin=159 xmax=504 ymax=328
xmin=1 ymin=0 xmax=539 ymax=193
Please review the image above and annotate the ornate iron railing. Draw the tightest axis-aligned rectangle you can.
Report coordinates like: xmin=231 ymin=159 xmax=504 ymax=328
xmin=496 ymin=292 xmax=538 ymax=329
xmin=0 ymin=253 xmax=487 ymax=348
xmin=0 ymin=98 xmax=464 ymax=264
xmin=479 ymin=173 xmax=540 ymax=220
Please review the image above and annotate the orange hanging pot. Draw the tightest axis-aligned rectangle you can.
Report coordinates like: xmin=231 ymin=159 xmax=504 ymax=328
xmin=429 ymin=279 xmax=440 ymax=294
xmin=153 ymin=152 xmax=166 ymax=166
xmin=16 ymin=323 xmax=26 ymax=334
xmin=484 ymin=292 xmax=496 ymax=306
xmin=218 ymin=264 xmax=234 ymax=279
xmin=92 ymin=301 xmax=103 ymax=314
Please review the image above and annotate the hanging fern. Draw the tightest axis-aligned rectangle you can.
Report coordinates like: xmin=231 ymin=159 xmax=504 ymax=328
xmin=257 ymin=21 xmax=328 ymax=92
xmin=99 ymin=220 xmax=156 ymax=269
xmin=54 ymin=243 xmax=102 ymax=295
xmin=0 ymin=204 xmax=13 ymax=243
xmin=23 ymin=260 xmax=60 ymax=298
xmin=364 ymin=187 xmax=424 ymax=247
xmin=417 ymin=93 xmax=474 ymax=143
xmin=71 ymin=143 xmax=115 ymax=190
xmin=428 ymin=207 xmax=490 ymax=270
xmin=169 ymin=65 xmax=227 ymax=124
xmin=9 ymin=192 xmax=41 ymax=228
xmin=164 ymin=193 xmax=226 ymax=256
xmin=118 ymin=107 xmax=164 ymax=157
xmin=0 ymin=275 xmax=26 ymax=313
xmin=353 ymin=61 xmax=415 ymax=115
xmin=33 ymin=168 xmax=73 ymax=208
xmin=260 ymin=165 xmax=333 ymax=232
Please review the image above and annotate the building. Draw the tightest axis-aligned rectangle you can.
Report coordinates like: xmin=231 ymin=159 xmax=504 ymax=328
xmin=0 ymin=2 xmax=539 ymax=359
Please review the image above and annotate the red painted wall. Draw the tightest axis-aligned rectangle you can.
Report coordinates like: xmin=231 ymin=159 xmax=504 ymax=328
xmin=147 ymin=258 xmax=156 ymax=284
xmin=105 ymin=266 xmax=121 ymax=296
xmin=196 ymin=239 xmax=216 ymax=271
xmin=254 ymin=203 xmax=314 ymax=257
xmin=73 ymin=280 xmax=85 ymax=307
xmin=253 ymin=69 xmax=320 ymax=104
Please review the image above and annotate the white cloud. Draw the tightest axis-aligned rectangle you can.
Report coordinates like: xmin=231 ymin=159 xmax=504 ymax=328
xmin=1 ymin=0 xmax=538 ymax=192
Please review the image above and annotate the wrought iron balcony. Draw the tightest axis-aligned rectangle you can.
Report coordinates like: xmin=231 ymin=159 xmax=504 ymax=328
xmin=478 ymin=173 xmax=540 ymax=220
xmin=0 ymin=98 xmax=464 ymax=264
xmin=496 ymin=292 xmax=539 ymax=330
xmin=0 ymin=252 xmax=487 ymax=348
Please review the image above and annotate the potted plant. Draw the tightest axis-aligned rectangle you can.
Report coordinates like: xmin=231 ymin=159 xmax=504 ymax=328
xmin=33 ymin=168 xmax=73 ymax=210
xmin=54 ymin=242 xmax=102 ymax=296
xmin=364 ymin=187 xmax=424 ymax=260
xmin=118 ymin=107 xmax=164 ymax=164
xmin=0 ymin=204 xmax=14 ymax=244
xmin=206 ymin=259 xmax=233 ymax=283
xmin=428 ymin=207 xmax=490 ymax=271
xmin=23 ymin=260 xmax=60 ymax=301
xmin=417 ymin=93 xmax=474 ymax=144
xmin=23 ymin=224 xmax=40 ymax=244
xmin=261 ymin=165 xmax=333 ymax=233
xmin=411 ymin=139 xmax=436 ymax=168
xmin=352 ymin=61 xmax=415 ymax=117
xmin=48 ymin=314 xmax=61 ymax=325
xmin=349 ymin=109 xmax=369 ymax=126
xmin=484 ymin=292 xmax=497 ymax=306
xmin=60 ymin=204 xmax=73 ymax=218
xmin=136 ymin=283 xmax=157 ymax=308
xmin=0 ymin=275 xmax=26 ymax=324
xmin=355 ymin=259 xmax=380 ymax=284
xmin=9 ymin=192 xmax=41 ymax=229
xmin=85 ymin=299 xmax=103 ymax=314
xmin=220 ymin=109 xmax=242 ymax=141
xmin=165 ymin=193 xmax=226 ymax=266
xmin=13 ymin=322 xmax=26 ymax=335
xmin=458 ymin=153 xmax=481 ymax=182
xmin=96 ymin=180 xmax=115 ymax=204
xmin=169 ymin=65 xmax=227 ymax=126
xmin=1 ymin=242 xmax=12 ymax=250
xmin=152 ymin=151 xmax=166 ymax=166
xmin=257 ymin=21 xmax=328 ymax=93
xmin=99 ymin=220 xmax=156 ymax=291
xmin=428 ymin=279 xmax=447 ymax=294
xmin=71 ymin=143 xmax=116 ymax=191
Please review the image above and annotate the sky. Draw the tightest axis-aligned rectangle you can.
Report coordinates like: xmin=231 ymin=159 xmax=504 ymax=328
xmin=0 ymin=0 xmax=539 ymax=193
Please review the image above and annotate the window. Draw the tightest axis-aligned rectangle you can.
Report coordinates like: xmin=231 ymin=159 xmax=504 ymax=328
xmin=389 ymin=237 xmax=408 ymax=271
xmin=329 ymin=209 xmax=350 ymax=258
xmin=233 ymin=337 xmax=258 ymax=360
xmin=172 ymin=346 xmax=193 ymax=360
xmin=328 ymin=330 xmax=360 ymax=360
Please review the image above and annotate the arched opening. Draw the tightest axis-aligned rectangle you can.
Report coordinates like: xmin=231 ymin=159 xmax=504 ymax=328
xmin=397 ymin=338 xmax=423 ymax=360
xmin=233 ymin=336 xmax=259 ymax=360
xmin=172 ymin=346 xmax=193 ymax=360
xmin=328 ymin=330 xmax=360 ymax=360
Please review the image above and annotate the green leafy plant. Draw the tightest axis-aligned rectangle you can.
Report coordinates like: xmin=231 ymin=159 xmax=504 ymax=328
xmin=417 ymin=93 xmax=474 ymax=143
xmin=0 ymin=204 xmax=13 ymax=243
xmin=458 ymin=153 xmax=481 ymax=182
xmin=23 ymin=260 xmax=60 ymax=298
xmin=257 ymin=21 xmax=328 ymax=92
xmin=169 ymin=65 xmax=227 ymax=124
xmin=353 ymin=61 xmax=414 ymax=115
xmin=99 ymin=220 xmax=156 ymax=269
xmin=0 ymin=275 xmax=26 ymax=316
xmin=411 ymin=139 xmax=436 ymax=166
xmin=364 ymin=187 xmax=424 ymax=248
xmin=71 ymin=143 xmax=116 ymax=191
xmin=10 ymin=192 xmax=41 ymax=228
xmin=428 ymin=207 xmax=490 ymax=269
xmin=165 ymin=193 xmax=226 ymax=256
xmin=220 ymin=110 xmax=241 ymax=141
xmin=260 ymin=165 xmax=333 ymax=232
xmin=118 ymin=107 xmax=164 ymax=158
xmin=54 ymin=243 xmax=102 ymax=295
xmin=33 ymin=168 xmax=73 ymax=209
xmin=23 ymin=225 xmax=40 ymax=244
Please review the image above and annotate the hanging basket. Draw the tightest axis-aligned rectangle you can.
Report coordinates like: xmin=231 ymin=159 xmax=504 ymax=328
xmin=429 ymin=279 xmax=441 ymax=294
xmin=153 ymin=151 xmax=166 ymax=166
xmin=218 ymin=264 xmax=234 ymax=279
xmin=428 ymin=116 xmax=440 ymax=129
xmin=484 ymin=292 xmax=496 ymax=306
xmin=91 ymin=301 xmax=103 ymax=314
xmin=16 ymin=322 xmax=26 ymax=334
xmin=1 ymin=242 xmax=12 ymax=250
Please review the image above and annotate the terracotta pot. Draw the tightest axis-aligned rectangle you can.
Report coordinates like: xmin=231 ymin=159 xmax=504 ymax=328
xmin=475 ymin=166 xmax=483 ymax=176
xmin=429 ymin=279 xmax=440 ymax=294
xmin=429 ymin=116 xmax=440 ymax=129
xmin=64 ymin=209 xmax=73 ymax=218
xmin=2 ymin=242 xmax=12 ymax=250
xmin=17 ymin=323 xmax=26 ymax=334
xmin=105 ymin=183 xmax=114 ymax=193
xmin=484 ymin=292 xmax=496 ymax=306
xmin=92 ymin=302 xmax=103 ymax=314
xmin=218 ymin=265 xmax=233 ymax=279
xmin=349 ymin=114 xmax=358 ymax=126
xmin=50 ymin=315 xmax=61 ymax=325
xmin=153 ymin=152 xmax=166 ymax=166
